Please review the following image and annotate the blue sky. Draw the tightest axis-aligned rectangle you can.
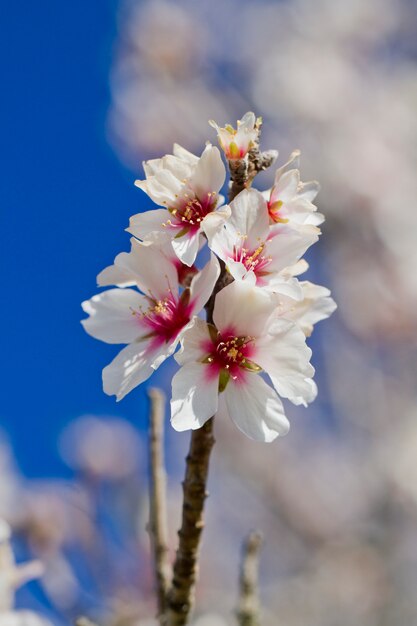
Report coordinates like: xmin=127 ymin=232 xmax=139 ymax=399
xmin=0 ymin=0 xmax=163 ymax=476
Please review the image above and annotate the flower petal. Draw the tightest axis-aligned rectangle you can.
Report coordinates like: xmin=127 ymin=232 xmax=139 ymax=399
xmin=127 ymin=208 xmax=170 ymax=241
xmin=213 ymin=280 xmax=274 ymax=337
xmin=189 ymin=254 xmax=220 ymax=314
xmin=223 ymin=374 xmax=289 ymax=442
xmin=171 ymin=363 xmax=218 ymax=431
xmin=109 ymin=238 xmax=179 ymax=300
xmin=171 ymin=230 xmax=202 ymax=267
xmin=103 ymin=340 xmax=173 ymax=401
xmin=228 ymin=189 xmax=269 ymax=247
xmin=191 ymin=145 xmax=225 ymax=198
xmin=81 ymin=289 xmax=147 ymax=344
xmin=175 ymin=317 xmax=212 ymax=366
xmin=255 ymin=318 xmax=315 ymax=406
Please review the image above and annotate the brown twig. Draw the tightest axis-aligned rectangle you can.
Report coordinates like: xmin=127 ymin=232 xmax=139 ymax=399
xmin=228 ymin=118 xmax=277 ymax=202
xmin=236 ymin=531 xmax=263 ymax=626
xmin=166 ymin=418 xmax=215 ymax=625
xmin=148 ymin=388 xmax=172 ymax=621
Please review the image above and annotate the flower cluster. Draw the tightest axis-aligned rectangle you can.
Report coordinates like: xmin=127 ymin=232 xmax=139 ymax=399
xmin=82 ymin=114 xmax=335 ymax=442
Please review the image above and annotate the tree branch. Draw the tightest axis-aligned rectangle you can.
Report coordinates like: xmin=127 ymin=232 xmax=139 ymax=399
xmin=166 ymin=418 xmax=215 ymax=625
xmin=236 ymin=531 xmax=263 ymax=626
xmin=148 ymin=388 xmax=172 ymax=621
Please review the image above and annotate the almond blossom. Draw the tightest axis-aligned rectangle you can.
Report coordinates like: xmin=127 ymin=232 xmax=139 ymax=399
xmin=209 ymin=112 xmax=258 ymax=160
xmin=128 ymin=143 xmax=227 ymax=266
xmin=171 ymin=281 xmax=316 ymax=442
xmin=265 ymin=151 xmax=324 ymax=227
xmin=208 ymin=188 xmax=319 ymax=296
xmin=81 ymin=238 xmax=219 ymax=400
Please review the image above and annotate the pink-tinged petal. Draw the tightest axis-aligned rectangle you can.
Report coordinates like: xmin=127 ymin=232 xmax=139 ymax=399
xmin=213 ymin=280 xmax=274 ymax=337
xmin=170 ymin=363 xmax=219 ymax=432
xmin=171 ymin=230 xmax=201 ymax=267
xmin=81 ymin=289 xmax=147 ymax=344
xmin=189 ymin=254 xmax=220 ymax=314
xmin=127 ymin=208 xmax=169 ymax=241
xmin=103 ymin=340 xmax=174 ymax=401
xmin=111 ymin=238 xmax=179 ymax=300
xmin=223 ymin=375 xmax=289 ymax=442
xmin=266 ymin=224 xmax=319 ymax=274
xmin=255 ymin=318 xmax=315 ymax=406
xmin=229 ymin=189 xmax=269 ymax=246
xmin=175 ymin=317 xmax=212 ymax=366
xmin=191 ymin=145 xmax=225 ymax=198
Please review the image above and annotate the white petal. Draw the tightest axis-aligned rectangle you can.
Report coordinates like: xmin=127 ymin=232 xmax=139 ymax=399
xmin=127 ymin=208 xmax=169 ymax=240
xmin=112 ymin=238 xmax=178 ymax=300
xmin=97 ymin=264 xmax=136 ymax=288
xmin=213 ymin=280 xmax=274 ymax=337
xmin=266 ymin=224 xmax=319 ymax=274
xmin=171 ymin=363 xmax=218 ymax=431
xmin=172 ymin=143 xmax=199 ymax=166
xmin=266 ymin=275 xmax=304 ymax=300
xmin=103 ymin=340 xmax=173 ymax=401
xmin=191 ymin=145 xmax=225 ymax=198
xmin=171 ymin=230 xmax=201 ymax=266
xmin=201 ymin=205 xmax=231 ymax=243
xmin=274 ymin=150 xmax=301 ymax=183
xmin=226 ymin=259 xmax=255 ymax=283
xmin=228 ymin=189 xmax=269 ymax=247
xmin=223 ymin=375 xmax=289 ymax=442
xmin=81 ymin=289 xmax=147 ymax=344
xmin=239 ymin=111 xmax=256 ymax=131
xmin=255 ymin=318 xmax=315 ymax=406
xmin=189 ymin=254 xmax=220 ymax=314
xmin=285 ymin=281 xmax=337 ymax=335
xmin=298 ymin=180 xmax=320 ymax=202
xmin=175 ymin=317 xmax=212 ymax=366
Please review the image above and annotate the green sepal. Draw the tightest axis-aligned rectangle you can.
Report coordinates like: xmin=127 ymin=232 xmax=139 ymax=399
xmin=218 ymin=370 xmax=230 ymax=393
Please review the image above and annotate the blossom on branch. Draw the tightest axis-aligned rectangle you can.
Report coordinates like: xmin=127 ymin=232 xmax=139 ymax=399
xmin=81 ymin=239 xmax=219 ymax=400
xmin=128 ymin=143 xmax=228 ymax=266
xmin=265 ymin=150 xmax=324 ymax=227
xmin=208 ymin=188 xmax=319 ymax=295
xmin=171 ymin=281 xmax=316 ymax=442
xmin=209 ymin=112 xmax=258 ymax=160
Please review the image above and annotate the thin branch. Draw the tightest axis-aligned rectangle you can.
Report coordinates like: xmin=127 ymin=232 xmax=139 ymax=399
xmin=236 ymin=531 xmax=263 ymax=626
xmin=148 ymin=388 xmax=172 ymax=620
xmin=166 ymin=418 xmax=215 ymax=625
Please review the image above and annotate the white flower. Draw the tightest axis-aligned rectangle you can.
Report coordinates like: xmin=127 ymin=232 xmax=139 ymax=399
xmin=81 ymin=238 xmax=219 ymax=400
xmin=265 ymin=151 xmax=324 ymax=227
xmin=209 ymin=112 xmax=258 ymax=160
xmin=208 ymin=188 xmax=319 ymax=297
xmin=171 ymin=281 xmax=316 ymax=442
xmin=128 ymin=143 xmax=227 ymax=266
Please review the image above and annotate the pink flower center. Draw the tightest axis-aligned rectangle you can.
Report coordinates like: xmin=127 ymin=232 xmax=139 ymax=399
xmin=135 ymin=291 xmax=192 ymax=345
xmin=233 ymin=242 xmax=272 ymax=277
xmin=202 ymin=329 xmax=261 ymax=386
xmin=168 ymin=193 xmax=217 ymax=232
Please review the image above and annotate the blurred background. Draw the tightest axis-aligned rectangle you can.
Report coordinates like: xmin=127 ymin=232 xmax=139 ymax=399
xmin=1 ymin=0 xmax=417 ymax=624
